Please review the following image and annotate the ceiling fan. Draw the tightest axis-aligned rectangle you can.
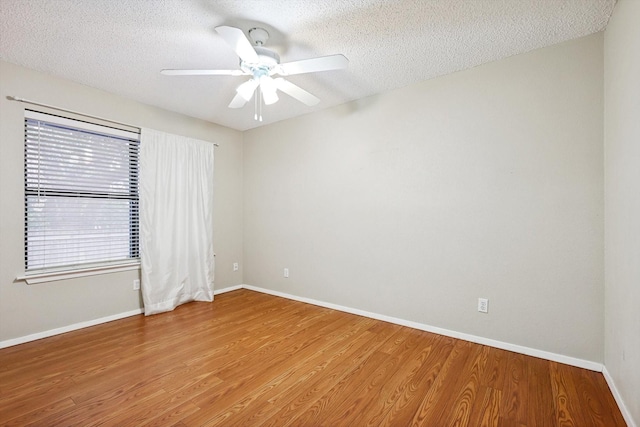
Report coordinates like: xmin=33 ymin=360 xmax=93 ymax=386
xmin=162 ymin=26 xmax=348 ymax=120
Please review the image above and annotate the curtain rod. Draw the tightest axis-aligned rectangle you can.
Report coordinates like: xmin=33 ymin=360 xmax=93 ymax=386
xmin=7 ymin=96 xmax=220 ymax=147
xmin=7 ymin=95 xmax=140 ymax=130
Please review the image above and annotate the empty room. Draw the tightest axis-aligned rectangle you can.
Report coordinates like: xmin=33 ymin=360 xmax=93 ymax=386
xmin=0 ymin=0 xmax=638 ymax=425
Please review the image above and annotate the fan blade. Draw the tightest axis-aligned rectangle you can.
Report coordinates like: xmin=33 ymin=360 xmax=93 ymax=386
xmin=215 ymin=26 xmax=259 ymax=64
xmin=276 ymin=54 xmax=348 ymax=76
xmin=274 ymin=78 xmax=320 ymax=106
xmin=236 ymin=78 xmax=259 ymax=101
xmin=228 ymin=92 xmax=248 ymax=109
xmin=161 ymin=69 xmax=244 ymax=76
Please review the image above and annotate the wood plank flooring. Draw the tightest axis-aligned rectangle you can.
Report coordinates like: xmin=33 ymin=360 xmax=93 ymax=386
xmin=0 ymin=289 xmax=626 ymax=426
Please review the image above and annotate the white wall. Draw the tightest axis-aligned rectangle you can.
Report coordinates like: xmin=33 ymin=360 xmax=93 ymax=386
xmin=243 ymin=34 xmax=604 ymax=363
xmin=0 ymin=61 xmax=244 ymax=342
xmin=604 ymin=0 xmax=640 ymax=423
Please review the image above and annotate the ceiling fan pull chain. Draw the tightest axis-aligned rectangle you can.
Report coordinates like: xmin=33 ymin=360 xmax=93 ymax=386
xmin=254 ymin=87 xmax=258 ymax=121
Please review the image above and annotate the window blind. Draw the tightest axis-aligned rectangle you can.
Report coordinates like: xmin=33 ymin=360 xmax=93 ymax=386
xmin=24 ymin=110 xmax=140 ymax=272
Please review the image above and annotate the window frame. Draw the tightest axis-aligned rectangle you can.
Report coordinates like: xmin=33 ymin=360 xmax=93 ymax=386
xmin=20 ymin=110 xmax=141 ymax=283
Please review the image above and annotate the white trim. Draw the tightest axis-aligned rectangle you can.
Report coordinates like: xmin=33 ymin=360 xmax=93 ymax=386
xmin=0 ymin=283 xmax=606 ymax=374
xmin=0 ymin=284 xmax=243 ymax=348
xmin=0 ymin=308 xmax=143 ymax=349
xmin=603 ymin=366 xmax=638 ymax=427
xmin=214 ymin=285 xmax=243 ymax=295
xmin=17 ymin=262 xmax=141 ymax=284
xmin=242 ymin=284 xmax=604 ymax=372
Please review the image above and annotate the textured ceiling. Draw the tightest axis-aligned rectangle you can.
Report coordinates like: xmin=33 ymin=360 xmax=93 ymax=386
xmin=0 ymin=0 xmax=615 ymax=131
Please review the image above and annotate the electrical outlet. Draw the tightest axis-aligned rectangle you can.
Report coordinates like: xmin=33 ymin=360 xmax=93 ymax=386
xmin=233 ymin=262 xmax=239 ymax=272
xmin=284 ymin=268 xmax=289 ymax=278
xmin=478 ymin=298 xmax=488 ymax=313
xmin=133 ymin=279 xmax=140 ymax=290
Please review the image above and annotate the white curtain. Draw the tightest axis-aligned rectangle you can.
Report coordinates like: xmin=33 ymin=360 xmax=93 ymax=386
xmin=140 ymin=128 xmax=215 ymax=315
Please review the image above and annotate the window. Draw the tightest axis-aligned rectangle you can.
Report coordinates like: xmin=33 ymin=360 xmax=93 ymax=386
xmin=24 ymin=110 xmax=140 ymax=273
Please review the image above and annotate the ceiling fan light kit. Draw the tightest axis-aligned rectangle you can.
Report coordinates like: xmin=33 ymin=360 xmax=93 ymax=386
xmin=161 ymin=25 xmax=348 ymax=121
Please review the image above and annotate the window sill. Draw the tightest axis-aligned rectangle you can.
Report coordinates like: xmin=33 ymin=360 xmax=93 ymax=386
xmin=16 ymin=262 xmax=141 ymax=285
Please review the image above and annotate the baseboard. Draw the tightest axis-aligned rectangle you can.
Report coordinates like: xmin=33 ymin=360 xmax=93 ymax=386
xmin=0 ymin=308 xmax=144 ymax=349
xmin=603 ymin=366 xmax=638 ymax=427
xmin=0 ymin=284 xmax=242 ymax=349
xmin=214 ymin=284 xmax=243 ymax=295
xmin=0 ymin=283 xmax=604 ymax=374
xmin=242 ymin=284 xmax=603 ymax=372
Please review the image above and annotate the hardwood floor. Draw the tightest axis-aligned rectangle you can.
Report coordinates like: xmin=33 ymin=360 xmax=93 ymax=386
xmin=0 ymin=289 xmax=626 ymax=426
